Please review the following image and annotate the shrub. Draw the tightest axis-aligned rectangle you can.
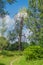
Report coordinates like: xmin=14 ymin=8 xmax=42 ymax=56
xmin=24 ymin=46 xmax=43 ymax=60
xmin=8 ymin=42 xmax=29 ymax=51
xmin=1 ymin=50 xmax=14 ymax=56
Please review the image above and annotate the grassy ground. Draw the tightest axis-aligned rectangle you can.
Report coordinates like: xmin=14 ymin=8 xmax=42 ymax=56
xmin=13 ymin=56 xmax=43 ymax=65
xmin=0 ymin=55 xmax=14 ymax=65
xmin=0 ymin=51 xmax=43 ymax=65
xmin=0 ymin=50 xmax=22 ymax=65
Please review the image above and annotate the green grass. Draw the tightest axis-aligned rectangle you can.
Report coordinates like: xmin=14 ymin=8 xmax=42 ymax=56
xmin=0 ymin=53 xmax=16 ymax=65
xmin=13 ymin=56 xmax=43 ymax=65
xmin=0 ymin=50 xmax=22 ymax=65
xmin=0 ymin=50 xmax=43 ymax=65
xmin=0 ymin=55 xmax=13 ymax=65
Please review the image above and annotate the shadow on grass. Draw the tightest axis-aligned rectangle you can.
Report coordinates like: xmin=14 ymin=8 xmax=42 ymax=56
xmin=0 ymin=63 xmax=5 ymax=65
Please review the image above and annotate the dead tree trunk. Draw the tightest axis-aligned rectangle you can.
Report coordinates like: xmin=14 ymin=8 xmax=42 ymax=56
xmin=18 ymin=17 xmax=24 ymax=51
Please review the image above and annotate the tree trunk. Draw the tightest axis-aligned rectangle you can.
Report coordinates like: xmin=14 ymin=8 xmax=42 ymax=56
xmin=18 ymin=17 xmax=24 ymax=51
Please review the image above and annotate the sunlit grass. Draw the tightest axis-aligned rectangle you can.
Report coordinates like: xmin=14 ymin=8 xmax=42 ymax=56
xmin=13 ymin=56 xmax=43 ymax=65
xmin=0 ymin=50 xmax=21 ymax=65
xmin=0 ymin=50 xmax=43 ymax=65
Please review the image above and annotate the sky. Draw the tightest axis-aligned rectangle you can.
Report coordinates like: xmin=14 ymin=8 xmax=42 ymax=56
xmin=5 ymin=0 xmax=28 ymax=17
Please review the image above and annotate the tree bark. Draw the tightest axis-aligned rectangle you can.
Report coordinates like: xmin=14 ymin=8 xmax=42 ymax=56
xmin=18 ymin=17 xmax=24 ymax=51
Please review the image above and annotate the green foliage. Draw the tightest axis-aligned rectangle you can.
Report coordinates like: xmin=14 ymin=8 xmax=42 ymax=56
xmin=28 ymin=0 xmax=43 ymax=45
xmin=0 ymin=36 xmax=9 ymax=50
xmin=24 ymin=46 xmax=43 ymax=60
xmin=21 ymin=42 xmax=29 ymax=50
xmin=0 ymin=50 xmax=14 ymax=56
xmin=8 ymin=42 xmax=19 ymax=51
xmin=8 ymin=42 xmax=29 ymax=51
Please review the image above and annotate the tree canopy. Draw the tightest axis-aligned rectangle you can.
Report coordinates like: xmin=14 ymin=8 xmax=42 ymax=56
xmin=28 ymin=0 xmax=43 ymax=45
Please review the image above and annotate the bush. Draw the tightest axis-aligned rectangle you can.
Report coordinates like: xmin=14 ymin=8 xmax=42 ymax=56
xmin=1 ymin=50 xmax=14 ymax=56
xmin=24 ymin=46 xmax=43 ymax=60
xmin=8 ymin=42 xmax=29 ymax=51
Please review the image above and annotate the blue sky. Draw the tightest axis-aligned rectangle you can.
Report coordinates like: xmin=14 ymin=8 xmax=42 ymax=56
xmin=5 ymin=0 xmax=28 ymax=17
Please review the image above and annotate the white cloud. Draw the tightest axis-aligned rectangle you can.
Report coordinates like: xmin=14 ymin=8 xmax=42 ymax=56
xmin=3 ymin=15 xmax=15 ymax=30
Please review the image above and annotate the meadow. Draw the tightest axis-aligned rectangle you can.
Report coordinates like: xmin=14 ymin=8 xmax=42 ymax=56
xmin=0 ymin=50 xmax=43 ymax=65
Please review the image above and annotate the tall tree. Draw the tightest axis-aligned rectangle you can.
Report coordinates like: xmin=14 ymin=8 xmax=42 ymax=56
xmin=18 ymin=17 xmax=24 ymax=50
xmin=28 ymin=0 xmax=43 ymax=45
xmin=15 ymin=8 xmax=28 ymax=50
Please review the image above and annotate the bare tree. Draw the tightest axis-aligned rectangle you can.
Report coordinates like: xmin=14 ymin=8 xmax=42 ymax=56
xmin=18 ymin=17 xmax=24 ymax=50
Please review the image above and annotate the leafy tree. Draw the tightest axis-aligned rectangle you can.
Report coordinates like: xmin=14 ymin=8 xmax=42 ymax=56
xmin=0 ymin=36 xmax=9 ymax=50
xmin=28 ymin=0 xmax=43 ymax=45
